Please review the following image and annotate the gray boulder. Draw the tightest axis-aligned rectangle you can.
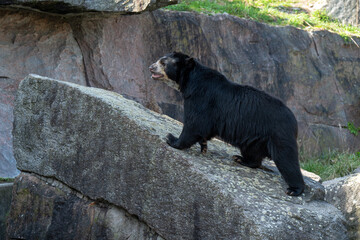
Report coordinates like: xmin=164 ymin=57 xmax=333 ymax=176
xmin=9 ymin=74 xmax=348 ymax=239
xmin=324 ymin=173 xmax=360 ymax=240
xmin=325 ymin=0 xmax=360 ymax=25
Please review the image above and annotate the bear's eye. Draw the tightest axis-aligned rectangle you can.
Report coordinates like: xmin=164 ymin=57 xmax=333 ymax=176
xmin=160 ymin=58 xmax=166 ymax=66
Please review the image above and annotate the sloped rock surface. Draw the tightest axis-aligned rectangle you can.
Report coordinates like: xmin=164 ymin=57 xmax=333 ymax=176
xmin=9 ymin=74 xmax=348 ymax=239
xmin=0 ymin=0 xmax=176 ymax=14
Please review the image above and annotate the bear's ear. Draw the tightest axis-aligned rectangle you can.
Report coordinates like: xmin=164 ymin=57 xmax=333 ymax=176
xmin=185 ymin=57 xmax=195 ymax=68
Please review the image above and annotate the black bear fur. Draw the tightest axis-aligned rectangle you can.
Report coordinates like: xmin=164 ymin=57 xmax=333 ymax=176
xmin=149 ymin=52 xmax=305 ymax=196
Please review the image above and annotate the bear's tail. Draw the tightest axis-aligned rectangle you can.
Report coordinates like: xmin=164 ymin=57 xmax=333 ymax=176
xmin=267 ymin=138 xmax=305 ymax=196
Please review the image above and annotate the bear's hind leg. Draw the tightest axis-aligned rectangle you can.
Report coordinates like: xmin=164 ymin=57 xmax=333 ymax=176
xmin=233 ymin=139 xmax=267 ymax=168
xmin=268 ymin=139 xmax=305 ymax=196
xmin=198 ymin=138 xmax=208 ymax=154
xmin=233 ymin=155 xmax=262 ymax=168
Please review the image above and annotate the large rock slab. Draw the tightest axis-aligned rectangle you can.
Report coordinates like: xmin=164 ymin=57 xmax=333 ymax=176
xmin=0 ymin=0 xmax=176 ymax=13
xmin=10 ymin=74 xmax=348 ymax=239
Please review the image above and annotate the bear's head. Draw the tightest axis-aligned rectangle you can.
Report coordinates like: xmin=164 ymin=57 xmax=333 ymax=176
xmin=149 ymin=52 xmax=195 ymax=91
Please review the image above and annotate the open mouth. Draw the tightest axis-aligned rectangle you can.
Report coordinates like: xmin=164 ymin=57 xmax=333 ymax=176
xmin=150 ymin=70 xmax=164 ymax=79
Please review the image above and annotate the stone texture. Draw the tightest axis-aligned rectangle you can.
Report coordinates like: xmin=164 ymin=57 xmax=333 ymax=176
xmin=0 ymin=8 xmax=86 ymax=177
xmin=324 ymin=173 xmax=360 ymax=240
xmin=10 ymin=74 xmax=348 ymax=239
xmin=325 ymin=0 xmax=359 ymax=25
xmin=0 ymin=182 xmax=13 ymax=238
xmin=0 ymin=0 xmax=177 ymax=14
xmin=0 ymin=77 xmax=20 ymax=178
xmin=1 ymin=8 xmax=360 ymax=177
xmin=0 ymin=9 xmax=86 ymax=84
xmin=7 ymin=173 xmax=164 ymax=240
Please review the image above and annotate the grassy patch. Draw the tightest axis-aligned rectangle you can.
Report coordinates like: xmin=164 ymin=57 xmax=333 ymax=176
xmin=0 ymin=177 xmax=14 ymax=183
xmin=301 ymin=151 xmax=360 ymax=181
xmin=165 ymin=0 xmax=360 ymax=39
xmin=347 ymin=122 xmax=360 ymax=136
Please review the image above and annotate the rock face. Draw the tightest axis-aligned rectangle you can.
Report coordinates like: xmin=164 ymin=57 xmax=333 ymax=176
xmin=324 ymin=173 xmax=360 ymax=239
xmin=1 ymin=7 xmax=360 ymax=177
xmin=0 ymin=182 xmax=13 ymax=238
xmin=0 ymin=78 xmax=20 ymax=178
xmin=325 ymin=0 xmax=359 ymax=25
xmin=7 ymin=173 xmax=164 ymax=240
xmin=8 ymin=74 xmax=349 ymax=239
xmin=0 ymin=0 xmax=176 ymax=14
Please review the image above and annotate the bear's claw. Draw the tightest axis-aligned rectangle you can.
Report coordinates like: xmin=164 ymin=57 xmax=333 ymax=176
xmin=166 ymin=133 xmax=178 ymax=147
xmin=286 ymin=187 xmax=304 ymax=196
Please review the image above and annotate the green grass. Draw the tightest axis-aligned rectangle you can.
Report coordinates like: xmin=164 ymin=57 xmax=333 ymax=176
xmin=0 ymin=177 xmax=14 ymax=183
xmin=301 ymin=151 xmax=360 ymax=181
xmin=348 ymin=122 xmax=360 ymax=136
xmin=165 ymin=0 xmax=360 ymax=40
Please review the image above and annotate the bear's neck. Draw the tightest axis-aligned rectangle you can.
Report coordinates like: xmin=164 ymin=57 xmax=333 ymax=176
xmin=164 ymin=80 xmax=180 ymax=91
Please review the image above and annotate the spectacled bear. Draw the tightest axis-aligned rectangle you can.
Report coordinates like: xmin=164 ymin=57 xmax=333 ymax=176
xmin=149 ymin=52 xmax=305 ymax=196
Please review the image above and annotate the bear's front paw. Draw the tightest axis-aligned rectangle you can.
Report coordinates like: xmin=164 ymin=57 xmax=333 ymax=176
xmin=286 ymin=187 xmax=304 ymax=196
xmin=166 ymin=133 xmax=178 ymax=147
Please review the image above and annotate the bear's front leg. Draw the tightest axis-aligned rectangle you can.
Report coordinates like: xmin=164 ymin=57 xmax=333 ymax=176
xmin=166 ymin=126 xmax=200 ymax=150
xmin=166 ymin=133 xmax=180 ymax=147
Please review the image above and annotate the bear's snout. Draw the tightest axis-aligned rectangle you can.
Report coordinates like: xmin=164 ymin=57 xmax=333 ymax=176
xmin=149 ymin=61 xmax=165 ymax=80
xmin=149 ymin=63 xmax=156 ymax=71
